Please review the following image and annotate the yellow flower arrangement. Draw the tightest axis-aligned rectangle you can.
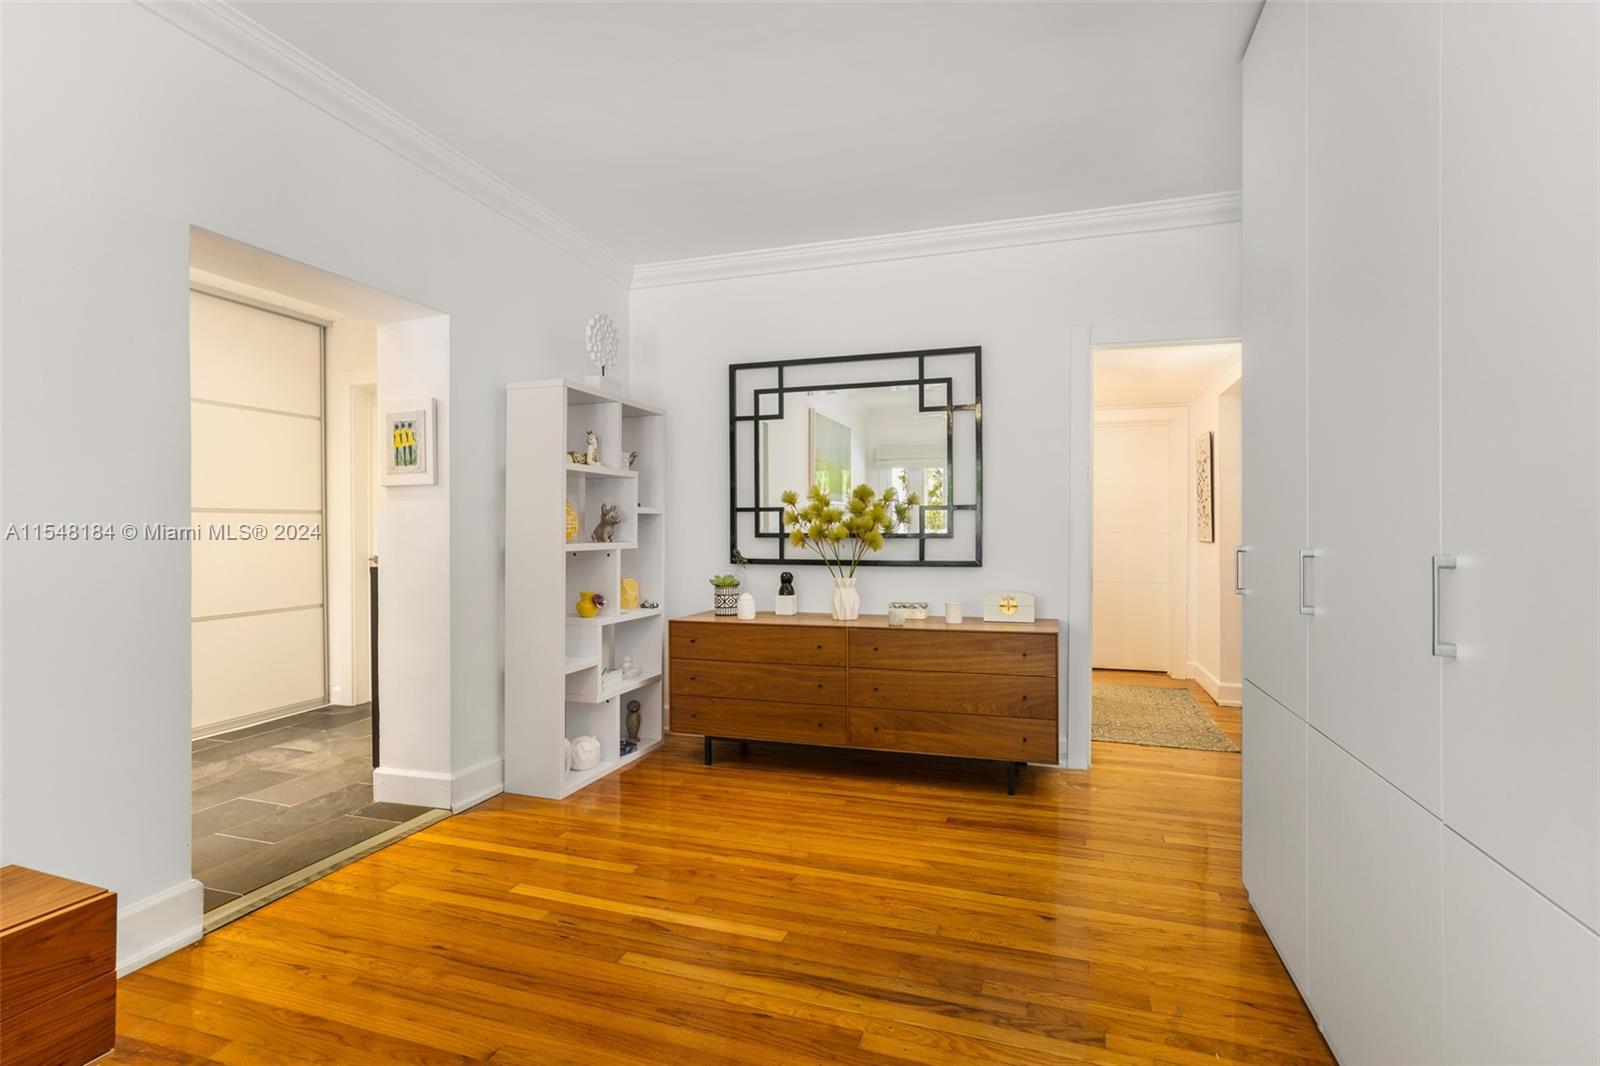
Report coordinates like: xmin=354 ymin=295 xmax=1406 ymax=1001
xmin=780 ymin=483 xmax=919 ymax=578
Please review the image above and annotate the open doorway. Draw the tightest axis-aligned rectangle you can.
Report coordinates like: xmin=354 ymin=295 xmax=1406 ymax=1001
xmin=1090 ymin=342 xmax=1242 ymax=753
xmin=187 ymin=230 xmax=448 ymax=923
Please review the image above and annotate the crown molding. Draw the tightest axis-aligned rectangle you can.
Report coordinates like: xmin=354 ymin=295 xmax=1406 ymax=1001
xmin=135 ymin=0 xmax=631 ymax=285
xmin=631 ymin=191 xmax=1242 ymax=290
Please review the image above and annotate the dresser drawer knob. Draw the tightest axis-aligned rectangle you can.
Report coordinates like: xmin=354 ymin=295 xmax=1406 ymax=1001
xmin=873 ymin=725 xmax=880 ymax=732
xmin=815 ymin=644 xmax=823 ymax=650
xmin=816 ymin=721 xmax=823 ymax=728
xmin=688 ymin=638 xmax=697 ymax=644
xmin=1021 ymin=694 xmax=1028 ymax=701
xmin=690 ymin=711 xmax=698 ymax=719
xmin=816 ymin=683 xmax=824 ymax=689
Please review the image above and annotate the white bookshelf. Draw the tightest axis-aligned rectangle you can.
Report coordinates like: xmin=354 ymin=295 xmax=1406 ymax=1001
xmin=505 ymin=380 xmax=666 ymax=798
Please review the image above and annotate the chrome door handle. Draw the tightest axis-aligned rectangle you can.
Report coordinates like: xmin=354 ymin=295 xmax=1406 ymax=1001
xmin=1235 ymin=545 xmax=1251 ymax=595
xmin=1299 ymin=548 xmax=1320 ymax=616
xmin=1432 ymin=554 xmax=1457 ymax=658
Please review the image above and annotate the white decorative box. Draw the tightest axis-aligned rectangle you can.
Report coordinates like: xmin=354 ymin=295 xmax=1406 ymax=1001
xmin=981 ymin=591 xmax=1036 ymax=624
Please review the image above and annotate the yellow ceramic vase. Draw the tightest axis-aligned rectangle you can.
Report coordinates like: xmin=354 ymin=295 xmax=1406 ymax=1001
xmin=619 ymin=577 xmax=640 ymax=611
xmin=575 ymin=591 xmax=600 ymax=618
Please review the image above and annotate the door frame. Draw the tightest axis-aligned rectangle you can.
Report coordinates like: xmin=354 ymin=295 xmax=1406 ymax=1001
xmin=1065 ymin=320 xmax=1240 ymax=769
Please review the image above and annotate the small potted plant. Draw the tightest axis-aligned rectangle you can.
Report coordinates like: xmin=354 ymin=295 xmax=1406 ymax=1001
xmin=781 ymin=483 xmax=918 ymax=620
xmin=709 ymin=573 xmax=742 ymax=616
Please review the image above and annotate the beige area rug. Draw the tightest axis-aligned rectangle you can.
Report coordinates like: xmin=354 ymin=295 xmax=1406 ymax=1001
xmin=1092 ymin=684 xmax=1240 ymax=752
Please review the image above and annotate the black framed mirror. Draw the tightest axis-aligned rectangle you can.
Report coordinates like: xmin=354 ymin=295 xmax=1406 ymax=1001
xmin=728 ymin=346 xmax=982 ymax=567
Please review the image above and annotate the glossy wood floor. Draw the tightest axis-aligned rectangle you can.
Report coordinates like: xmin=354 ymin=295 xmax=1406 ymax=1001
xmin=110 ymin=702 xmax=1330 ymax=1065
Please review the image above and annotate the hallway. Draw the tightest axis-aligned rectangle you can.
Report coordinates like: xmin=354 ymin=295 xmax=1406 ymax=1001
xmin=192 ymin=705 xmax=430 ymax=912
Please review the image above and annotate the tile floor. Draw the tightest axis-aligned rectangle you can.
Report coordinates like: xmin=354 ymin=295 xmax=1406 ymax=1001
xmin=192 ymin=704 xmax=432 ymax=911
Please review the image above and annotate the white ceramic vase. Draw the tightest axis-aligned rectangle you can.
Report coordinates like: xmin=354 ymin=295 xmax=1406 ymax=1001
xmin=831 ymin=576 xmax=861 ymax=621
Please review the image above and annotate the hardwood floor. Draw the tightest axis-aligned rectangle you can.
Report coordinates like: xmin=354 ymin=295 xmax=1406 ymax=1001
xmin=111 ymin=722 xmax=1328 ymax=1064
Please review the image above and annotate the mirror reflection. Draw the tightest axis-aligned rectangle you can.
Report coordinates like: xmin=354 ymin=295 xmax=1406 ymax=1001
xmin=758 ymin=385 xmax=949 ymax=534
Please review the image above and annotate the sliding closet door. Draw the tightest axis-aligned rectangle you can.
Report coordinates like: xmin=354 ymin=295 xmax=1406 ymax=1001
xmin=1304 ymin=1 xmax=1442 ymax=813
xmin=1440 ymin=0 xmax=1599 ymax=1000
xmin=1240 ymin=0 xmax=1308 ymax=719
xmin=191 ymin=291 xmax=326 ymax=733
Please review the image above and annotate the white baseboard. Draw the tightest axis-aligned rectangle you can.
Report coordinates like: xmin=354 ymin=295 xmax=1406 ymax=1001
xmin=1189 ymin=661 xmax=1243 ymax=708
xmin=373 ymin=765 xmax=452 ymax=808
xmin=117 ymin=878 xmax=203 ymax=975
xmin=451 ymin=754 xmax=504 ymax=812
xmin=374 ymin=756 xmax=504 ymax=812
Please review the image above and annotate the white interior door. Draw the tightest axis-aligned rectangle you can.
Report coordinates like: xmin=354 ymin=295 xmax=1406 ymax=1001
xmin=1092 ymin=415 xmax=1178 ymax=671
xmin=191 ymin=291 xmax=326 ymax=734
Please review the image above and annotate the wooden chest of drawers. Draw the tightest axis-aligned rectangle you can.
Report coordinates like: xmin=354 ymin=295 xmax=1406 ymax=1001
xmin=669 ymin=612 xmax=1060 ymax=792
xmin=0 ymin=865 xmax=117 ymax=1066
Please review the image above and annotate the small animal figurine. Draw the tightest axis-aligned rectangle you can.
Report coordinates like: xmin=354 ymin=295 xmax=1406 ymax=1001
xmin=584 ymin=430 xmax=600 ymax=466
xmin=622 ymin=450 xmax=639 ymax=470
xmin=567 ymin=450 xmax=587 ymax=465
xmin=779 ymin=571 xmax=795 ymax=596
xmin=591 ymin=502 xmax=622 ymax=543
xmin=622 ymin=655 xmax=639 ymax=679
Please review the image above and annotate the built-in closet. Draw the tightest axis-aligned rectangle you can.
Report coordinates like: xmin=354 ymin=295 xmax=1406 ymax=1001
xmin=1241 ymin=3 xmax=1599 ymax=1063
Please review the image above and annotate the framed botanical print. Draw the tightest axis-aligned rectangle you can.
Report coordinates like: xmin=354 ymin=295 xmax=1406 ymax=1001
xmin=383 ymin=397 xmax=437 ymax=486
xmin=1195 ymin=430 xmax=1214 ymax=543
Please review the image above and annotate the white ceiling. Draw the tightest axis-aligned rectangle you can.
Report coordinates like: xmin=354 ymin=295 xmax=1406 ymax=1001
xmin=1094 ymin=343 xmax=1241 ymax=407
xmin=235 ymin=1 xmax=1257 ymax=266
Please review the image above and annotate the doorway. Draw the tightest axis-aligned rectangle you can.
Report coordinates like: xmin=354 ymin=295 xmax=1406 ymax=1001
xmin=187 ymin=231 xmax=448 ymax=923
xmin=1089 ymin=342 xmax=1242 ymax=753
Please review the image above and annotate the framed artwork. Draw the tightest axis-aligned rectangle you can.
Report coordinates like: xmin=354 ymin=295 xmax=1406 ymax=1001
xmin=383 ymin=398 xmax=437 ymax=486
xmin=808 ymin=410 xmax=853 ymax=502
xmin=1195 ymin=430 xmax=1214 ymax=543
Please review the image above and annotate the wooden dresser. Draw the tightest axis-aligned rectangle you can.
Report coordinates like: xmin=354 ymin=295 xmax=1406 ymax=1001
xmin=0 ymin=865 xmax=117 ymax=1066
xmin=669 ymin=612 xmax=1059 ymax=792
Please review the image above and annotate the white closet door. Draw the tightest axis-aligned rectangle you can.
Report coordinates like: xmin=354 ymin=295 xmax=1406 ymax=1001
xmin=1092 ymin=418 xmax=1172 ymax=671
xmin=1240 ymin=0 xmax=1308 ymax=718
xmin=1305 ymin=0 xmax=1443 ymax=813
xmin=1241 ymin=681 xmax=1308 ymax=991
xmin=1443 ymin=830 xmax=1600 ymax=1065
xmin=190 ymin=291 xmax=325 ymax=733
xmin=1308 ymin=730 xmax=1444 ymax=1066
xmin=1439 ymin=0 xmax=1600 ymax=934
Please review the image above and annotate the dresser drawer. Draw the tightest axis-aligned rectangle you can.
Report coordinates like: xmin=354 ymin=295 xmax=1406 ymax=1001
xmin=671 ymin=660 xmax=845 ymax=706
xmin=674 ymin=696 xmax=849 ymax=746
xmin=850 ymin=707 xmax=1057 ymax=762
xmin=851 ymin=668 xmax=1056 ymax=720
xmin=848 ymin=628 xmax=1056 ymax=676
xmin=671 ymin=621 xmax=848 ymax=667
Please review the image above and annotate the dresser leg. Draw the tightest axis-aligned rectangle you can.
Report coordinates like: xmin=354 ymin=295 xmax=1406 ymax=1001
xmin=704 ymin=736 xmax=713 ymax=766
xmin=1006 ymin=762 xmax=1019 ymax=795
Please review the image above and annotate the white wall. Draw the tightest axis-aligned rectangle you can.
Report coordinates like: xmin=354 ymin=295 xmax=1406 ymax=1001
xmin=632 ymin=221 xmax=1240 ymax=766
xmin=325 ymin=318 xmax=378 ymax=709
xmin=0 ymin=1 xmax=629 ymax=972
xmin=1186 ymin=357 xmax=1243 ymax=705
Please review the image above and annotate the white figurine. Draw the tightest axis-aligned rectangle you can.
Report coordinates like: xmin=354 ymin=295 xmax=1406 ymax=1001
xmin=622 ymin=655 xmax=640 ymax=679
xmin=584 ymin=430 xmax=600 ymax=467
xmin=569 ymin=735 xmax=601 ymax=771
